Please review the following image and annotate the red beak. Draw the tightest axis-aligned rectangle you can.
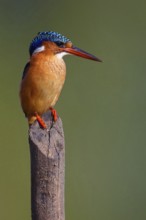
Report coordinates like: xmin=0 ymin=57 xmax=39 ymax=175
xmin=63 ymin=46 xmax=102 ymax=62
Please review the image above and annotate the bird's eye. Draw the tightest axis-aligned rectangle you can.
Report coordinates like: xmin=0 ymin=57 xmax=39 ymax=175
xmin=55 ymin=41 xmax=65 ymax=47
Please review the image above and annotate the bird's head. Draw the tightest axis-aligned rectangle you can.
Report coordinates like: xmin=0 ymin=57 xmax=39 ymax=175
xmin=29 ymin=31 xmax=102 ymax=62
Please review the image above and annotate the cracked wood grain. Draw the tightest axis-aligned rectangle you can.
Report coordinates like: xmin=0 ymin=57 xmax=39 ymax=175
xmin=29 ymin=111 xmax=65 ymax=220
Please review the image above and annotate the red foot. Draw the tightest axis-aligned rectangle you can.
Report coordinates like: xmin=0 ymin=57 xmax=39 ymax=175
xmin=35 ymin=112 xmax=47 ymax=129
xmin=49 ymin=107 xmax=58 ymax=121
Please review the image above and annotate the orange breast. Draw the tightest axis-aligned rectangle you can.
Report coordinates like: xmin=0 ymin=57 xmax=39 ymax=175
xmin=20 ymin=52 xmax=66 ymax=119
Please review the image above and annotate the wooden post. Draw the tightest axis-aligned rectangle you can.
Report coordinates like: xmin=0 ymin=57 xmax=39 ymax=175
xmin=29 ymin=111 xmax=65 ymax=220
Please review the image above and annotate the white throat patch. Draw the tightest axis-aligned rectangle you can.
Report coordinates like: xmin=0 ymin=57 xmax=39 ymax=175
xmin=56 ymin=52 xmax=69 ymax=59
xmin=33 ymin=45 xmax=45 ymax=55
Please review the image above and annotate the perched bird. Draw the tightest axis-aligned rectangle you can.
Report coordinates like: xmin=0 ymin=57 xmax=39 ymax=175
xmin=20 ymin=31 xmax=101 ymax=128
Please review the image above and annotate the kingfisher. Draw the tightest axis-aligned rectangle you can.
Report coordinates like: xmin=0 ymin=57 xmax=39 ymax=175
xmin=20 ymin=31 xmax=102 ymax=129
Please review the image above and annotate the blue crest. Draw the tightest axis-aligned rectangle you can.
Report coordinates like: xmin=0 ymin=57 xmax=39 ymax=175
xmin=29 ymin=31 xmax=71 ymax=55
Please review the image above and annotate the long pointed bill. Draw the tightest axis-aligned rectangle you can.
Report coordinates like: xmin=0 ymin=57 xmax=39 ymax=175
xmin=63 ymin=46 xmax=102 ymax=62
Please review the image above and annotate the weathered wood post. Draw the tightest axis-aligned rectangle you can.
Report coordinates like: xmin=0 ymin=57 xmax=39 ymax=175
xmin=29 ymin=111 xmax=65 ymax=220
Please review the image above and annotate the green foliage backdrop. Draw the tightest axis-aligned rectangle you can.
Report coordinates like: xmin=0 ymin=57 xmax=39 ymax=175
xmin=0 ymin=0 xmax=146 ymax=219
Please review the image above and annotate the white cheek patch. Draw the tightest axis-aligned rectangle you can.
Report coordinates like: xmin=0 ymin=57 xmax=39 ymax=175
xmin=33 ymin=45 xmax=45 ymax=54
xmin=56 ymin=52 xmax=69 ymax=59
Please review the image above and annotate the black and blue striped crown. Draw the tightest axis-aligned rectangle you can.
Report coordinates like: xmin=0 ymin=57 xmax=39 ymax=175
xmin=29 ymin=31 xmax=71 ymax=55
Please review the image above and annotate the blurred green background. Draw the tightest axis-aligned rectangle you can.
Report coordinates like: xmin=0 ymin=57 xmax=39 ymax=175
xmin=0 ymin=0 xmax=146 ymax=219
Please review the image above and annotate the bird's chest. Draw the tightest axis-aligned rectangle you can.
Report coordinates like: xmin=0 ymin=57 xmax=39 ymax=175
xmin=20 ymin=53 xmax=67 ymax=115
xmin=28 ymin=58 xmax=66 ymax=100
xmin=28 ymin=57 xmax=66 ymax=88
xmin=42 ymin=59 xmax=66 ymax=89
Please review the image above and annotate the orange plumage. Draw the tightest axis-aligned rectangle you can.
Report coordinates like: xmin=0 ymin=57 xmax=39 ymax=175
xmin=20 ymin=31 xmax=101 ymax=128
xmin=20 ymin=42 xmax=66 ymax=126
